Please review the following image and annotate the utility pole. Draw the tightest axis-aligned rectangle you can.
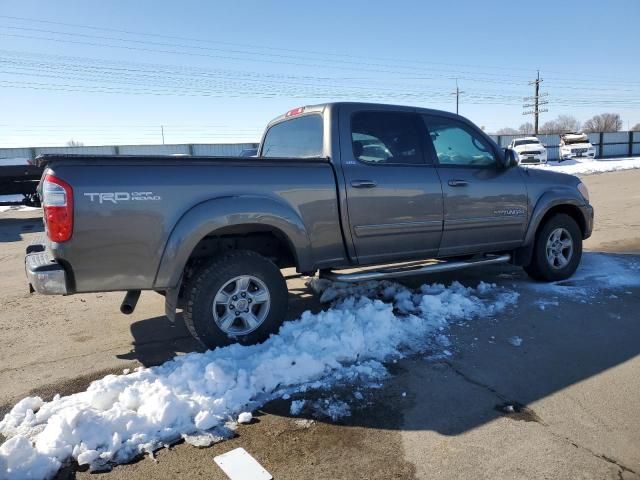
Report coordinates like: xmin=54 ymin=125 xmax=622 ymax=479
xmin=523 ymin=70 xmax=548 ymax=135
xmin=451 ymin=79 xmax=464 ymax=115
xmin=161 ymin=125 xmax=165 ymax=144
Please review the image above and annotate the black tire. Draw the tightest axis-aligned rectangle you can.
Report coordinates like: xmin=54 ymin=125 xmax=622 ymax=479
xmin=524 ymin=213 xmax=582 ymax=282
xmin=183 ymin=250 xmax=288 ymax=349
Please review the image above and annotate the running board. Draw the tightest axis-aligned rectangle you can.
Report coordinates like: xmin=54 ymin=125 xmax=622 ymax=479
xmin=321 ymin=254 xmax=511 ymax=283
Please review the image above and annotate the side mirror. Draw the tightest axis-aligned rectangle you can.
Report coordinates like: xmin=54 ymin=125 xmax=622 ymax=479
xmin=502 ymin=148 xmax=519 ymax=168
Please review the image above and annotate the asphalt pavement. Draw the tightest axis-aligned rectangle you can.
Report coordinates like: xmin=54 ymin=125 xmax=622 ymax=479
xmin=0 ymin=169 xmax=638 ymax=479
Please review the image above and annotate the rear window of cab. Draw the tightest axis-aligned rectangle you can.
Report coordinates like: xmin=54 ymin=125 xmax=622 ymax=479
xmin=261 ymin=114 xmax=323 ymax=158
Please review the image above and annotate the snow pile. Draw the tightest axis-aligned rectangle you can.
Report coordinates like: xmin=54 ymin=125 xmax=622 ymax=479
xmin=508 ymin=336 xmax=523 ymax=347
xmin=309 ymin=398 xmax=351 ymax=421
xmin=529 ymin=156 xmax=640 ymax=175
xmin=290 ymin=400 xmax=306 ymax=416
xmin=0 ymin=279 xmax=517 ymax=479
xmin=237 ymin=412 xmax=252 ymax=424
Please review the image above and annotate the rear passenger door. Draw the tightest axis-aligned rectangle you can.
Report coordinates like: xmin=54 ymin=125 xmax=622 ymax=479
xmin=422 ymin=114 xmax=528 ymax=256
xmin=339 ymin=106 xmax=444 ymax=264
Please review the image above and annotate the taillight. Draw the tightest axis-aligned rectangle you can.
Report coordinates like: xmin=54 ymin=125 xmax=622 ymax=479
xmin=42 ymin=174 xmax=73 ymax=242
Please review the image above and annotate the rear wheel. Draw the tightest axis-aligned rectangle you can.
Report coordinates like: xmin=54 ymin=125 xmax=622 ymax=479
xmin=524 ymin=213 xmax=582 ymax=281
xmin=184 ymin=250 xmax=288 ymax=349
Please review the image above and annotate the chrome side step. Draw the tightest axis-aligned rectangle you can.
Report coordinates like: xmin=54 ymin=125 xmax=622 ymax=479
xmin=321 ymin=254 xmax=511 ymax=283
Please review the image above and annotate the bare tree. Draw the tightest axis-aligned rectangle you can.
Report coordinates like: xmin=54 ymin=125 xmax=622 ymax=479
xmin=518 ymin=122 xmax=534 ymax=134
xmin=66 ymin=140 xmax=84 ymax=147
xmin=582 ymin=113 xmax=623 ymax=133
xmin=495 ymin=127 xmax=518 ymax=135
xmin=631 ymin=123 xmax=640 ymax=131
xmin=539 ymin=120 xmax=560 ymax=134
xmin=537 ymin=115 xmax=580 ymax=134
xmin=555 ymin=115 xmax=581 ymax=133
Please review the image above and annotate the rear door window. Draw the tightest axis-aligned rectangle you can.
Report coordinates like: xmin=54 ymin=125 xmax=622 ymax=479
xmin=261 ymin=115 xmax=323 ymax=158
xmin=351 ymin=111 xmax=425 ymax=165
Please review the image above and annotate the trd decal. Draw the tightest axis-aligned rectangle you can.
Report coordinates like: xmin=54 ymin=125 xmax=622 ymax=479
xmin=84 ymin=192 xmax=161 ymax=204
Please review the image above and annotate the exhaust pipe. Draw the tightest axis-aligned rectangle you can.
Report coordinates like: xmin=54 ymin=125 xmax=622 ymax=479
xmin=120 ymin=290 xmax=141 ymax=315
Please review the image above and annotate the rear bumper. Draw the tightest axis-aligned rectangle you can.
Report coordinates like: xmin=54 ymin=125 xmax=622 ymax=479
xmin=25 ymin=240 xmax=69 ymax=295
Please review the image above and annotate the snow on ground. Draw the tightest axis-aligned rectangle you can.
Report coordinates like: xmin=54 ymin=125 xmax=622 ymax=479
xmin=0 ymin=158 xmax=31 ymax=167
xmin=0 ymin=280 xmax=518 ymax=479
xmin=525 ymin=252 xmax=640 ymax=300
xmin=0 ymin=195 xmax=40 ymax=213
xmin=528 ymin=156 xmax=640 ymax=175
xmin=0 ymin=205 xmax=40 ymax=213
xmin=0 ymin=195 xmax=25 ymax=203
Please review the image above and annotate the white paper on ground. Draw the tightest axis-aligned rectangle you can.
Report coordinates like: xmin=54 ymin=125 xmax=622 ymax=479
xmin=214 ymin=447 xmax=272 ymax=480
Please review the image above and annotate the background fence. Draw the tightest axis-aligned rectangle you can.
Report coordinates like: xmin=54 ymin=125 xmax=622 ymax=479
xmin=490 ymin=131 xmax=640 ymax=161
xmin=0 ymin=142 xmax=259 ymax=163
xmin=1 ymin=132 xmax=640 ymax=164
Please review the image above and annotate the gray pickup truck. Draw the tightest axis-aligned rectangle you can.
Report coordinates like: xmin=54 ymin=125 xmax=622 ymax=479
xmin=26 ymin=102 xmax=593 ymax=349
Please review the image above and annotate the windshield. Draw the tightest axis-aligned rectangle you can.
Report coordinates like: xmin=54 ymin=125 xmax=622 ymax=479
xmin=563 ymin=138 xmax=590 ymax=145
xmin=513 ymin=139 xmax=540 ymax=146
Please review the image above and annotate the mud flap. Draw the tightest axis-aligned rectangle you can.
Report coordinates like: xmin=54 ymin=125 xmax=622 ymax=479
xmin=164 ymin=286 xmax=180 ymax=323
xmin=512 ymin=243 xmax=534 ymax=266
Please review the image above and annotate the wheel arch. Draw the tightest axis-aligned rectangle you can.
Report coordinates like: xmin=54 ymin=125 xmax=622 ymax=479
xmin=154 ymin=195 xmax=313 ymax=289
xmin=524 ymin=191 xmax=589 ymax=246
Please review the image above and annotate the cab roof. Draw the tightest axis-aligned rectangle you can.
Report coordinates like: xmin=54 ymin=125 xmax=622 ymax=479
xmin=265 ymin=102 xmax=462 ymax=129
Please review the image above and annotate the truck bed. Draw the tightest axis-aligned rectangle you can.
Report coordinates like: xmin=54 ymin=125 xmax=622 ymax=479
xmin=40 ymin=154 xmax=346 ymax=293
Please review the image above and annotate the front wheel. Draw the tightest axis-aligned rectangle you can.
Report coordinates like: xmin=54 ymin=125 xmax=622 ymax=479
xmin=183 ymin=250 xmax=288 ymax=349
xmin=524 ymin=213 xmax=582 ymax=282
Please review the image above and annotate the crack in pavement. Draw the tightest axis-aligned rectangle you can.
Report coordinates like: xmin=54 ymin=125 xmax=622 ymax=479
xmin=444 ymin=361 xmax=639 ymax=477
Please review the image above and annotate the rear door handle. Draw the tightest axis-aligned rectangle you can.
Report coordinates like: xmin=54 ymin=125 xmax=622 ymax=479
xmin=351 ymin=180 xmax=377 ymax=188
xmin=448 ymin=179 xmax=469 ymax=187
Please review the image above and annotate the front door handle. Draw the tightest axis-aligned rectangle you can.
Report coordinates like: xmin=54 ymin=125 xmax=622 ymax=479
xmin=351 ymin=180 xmax=378 ymax=188
xmin=448 ymin=179 xmax=469 ymax=187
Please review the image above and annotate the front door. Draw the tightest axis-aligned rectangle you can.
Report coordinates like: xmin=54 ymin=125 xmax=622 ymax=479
xmin=422 ymin=114 xmax=528 ymax=257
xmin=339 ymin=107 xmax=444 ymax=264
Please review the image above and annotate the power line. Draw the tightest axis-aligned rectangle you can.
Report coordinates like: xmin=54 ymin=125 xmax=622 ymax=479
xmin=1 ymin=50 xmax=637 ymax=107
xmin=2 ymin=25 xmax=639 ymax=89
xmin=0 ymin=14 xmax=636 ymax=85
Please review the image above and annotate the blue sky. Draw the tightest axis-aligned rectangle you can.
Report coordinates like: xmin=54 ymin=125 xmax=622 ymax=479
xmin=0 ymin=0 xmax=638 ymax=147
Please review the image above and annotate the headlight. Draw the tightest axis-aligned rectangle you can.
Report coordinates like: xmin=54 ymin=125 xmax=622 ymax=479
xmin=577 ymin=182 xmax=590 ymax=203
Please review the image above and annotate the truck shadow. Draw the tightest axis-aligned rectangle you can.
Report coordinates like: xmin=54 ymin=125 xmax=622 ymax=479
xmin=0 ymin=214 xmax=43 ymax=243
xmin=115 ymin=315 xmax=202 ymax=365
xmin=118 ymin=273 xmax=324 ymax=367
